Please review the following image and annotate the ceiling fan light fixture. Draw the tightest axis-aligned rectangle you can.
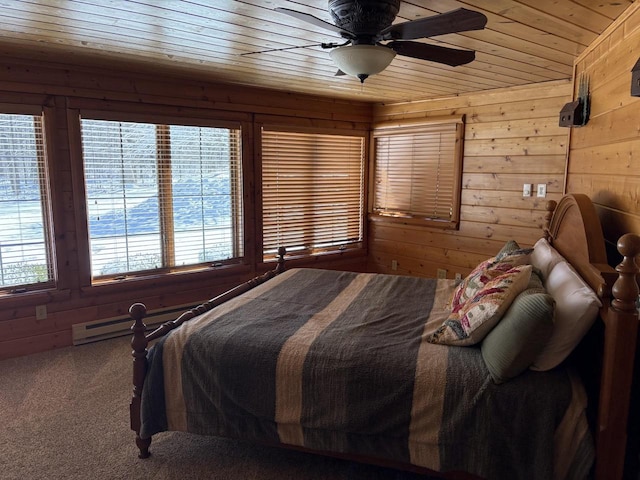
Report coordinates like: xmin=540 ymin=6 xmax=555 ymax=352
xmin=329 ymin=44 xmax=396 ymax=82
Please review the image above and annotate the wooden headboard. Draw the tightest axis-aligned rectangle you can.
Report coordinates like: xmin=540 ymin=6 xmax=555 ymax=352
xmin=544 ymin=193 xmax=616 ymax=299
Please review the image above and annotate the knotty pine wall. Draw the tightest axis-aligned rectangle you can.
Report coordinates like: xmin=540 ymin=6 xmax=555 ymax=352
xmin=0 ymin=57 xmax=371 ymax=359
xmin=567 ymin=2 xmax=640 ymax=255
xmin=368 ymin=80 xmax=572 ymax=278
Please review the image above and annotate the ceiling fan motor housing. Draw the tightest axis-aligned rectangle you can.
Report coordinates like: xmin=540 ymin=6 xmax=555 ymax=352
xmin=328 ymin=0 xmax=400 ymax=41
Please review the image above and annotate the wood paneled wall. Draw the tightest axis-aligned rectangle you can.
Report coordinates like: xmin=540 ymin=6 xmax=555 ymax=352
xmin=4 ymin=0 xmax=638 ymax=360
xmin=567 ymin=2 xmax=640 ymax=252
xmin=0 ymin=57 xmax=372 ymax=359
xmin=368 ymin=81 xmax=572 ymax=278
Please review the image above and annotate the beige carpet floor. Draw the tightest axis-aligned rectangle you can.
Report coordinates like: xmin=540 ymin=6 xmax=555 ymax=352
xmin=0 ymin=335 xmax=432 ymax=480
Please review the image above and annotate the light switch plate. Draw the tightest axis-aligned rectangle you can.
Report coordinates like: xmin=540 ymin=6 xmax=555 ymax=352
xmin=523 ymin=183 xmax=532 ymax=197
xmin=36 ymin=305 xmax=47 ymax=320
xmin=537 ymin=184 xmax=547 ymax=198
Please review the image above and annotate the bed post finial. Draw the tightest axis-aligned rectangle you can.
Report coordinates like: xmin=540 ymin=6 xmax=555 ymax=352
xmin=595 ymin=233 xmax=640 ymax=480
xmin=543 ymin=200 xmax=557 ymax=241
xmin=611 ymin=233 xmax=640 ymax=312
xmin=276 ymin=247 xmax=287 ymax=274
xmin=129 ymin=302 xmax=152 ymax=459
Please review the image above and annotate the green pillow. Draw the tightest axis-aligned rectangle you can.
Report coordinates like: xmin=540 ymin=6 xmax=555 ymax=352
xmin=527 ymin=268 xmax=545 ymax=291
xmin=481 ymin=290 xmax=555 ymax=384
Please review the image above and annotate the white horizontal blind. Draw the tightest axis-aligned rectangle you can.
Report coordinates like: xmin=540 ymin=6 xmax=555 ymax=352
xmin=262 ymin=129 xmax=364 ymax=258
xmin=82 ymin=120 xmax=160 ymax=277
xmin=168 ymin=125 xmax=242 ymax=266
xmin=374 ymin=122 xmax=460 ymax=220
xmin=81 ymin=118 xmax=242 ymax=278
xmin=0 ymin=113 xmax=54 ymax=290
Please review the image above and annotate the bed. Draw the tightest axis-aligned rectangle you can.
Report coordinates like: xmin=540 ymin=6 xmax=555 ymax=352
xmin=129 ymin=193 xmax=640 ymax=480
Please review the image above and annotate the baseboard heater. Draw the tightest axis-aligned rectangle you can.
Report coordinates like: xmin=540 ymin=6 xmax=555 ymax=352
xmin=72 ymin=302 xmax=200 ymax=346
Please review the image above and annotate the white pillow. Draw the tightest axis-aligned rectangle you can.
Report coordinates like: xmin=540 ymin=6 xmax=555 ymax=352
xmin=530 ymin=261 xmax=602 ymax=371
xmin=530 ymin=238 xmax=566 ymax=280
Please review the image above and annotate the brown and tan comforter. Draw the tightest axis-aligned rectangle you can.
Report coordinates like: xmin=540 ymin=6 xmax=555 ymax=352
xmin=140 ymin=268 xmax=593 ymax=479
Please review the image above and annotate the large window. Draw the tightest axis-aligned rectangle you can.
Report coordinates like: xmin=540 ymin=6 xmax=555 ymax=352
xmin=261 ymin=128 xmax=365 ymax=260
xmin=372 ymin=116 xmax=464 ymax=228
xmin=0 ymin=111 xmax=54 ymax=291
xmin=80 ymin=118 xmax=243 ymax=279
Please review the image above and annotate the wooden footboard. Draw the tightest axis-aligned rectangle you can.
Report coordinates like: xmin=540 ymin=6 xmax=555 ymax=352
xmin=129 ymin=247 xmax=286 ymax=458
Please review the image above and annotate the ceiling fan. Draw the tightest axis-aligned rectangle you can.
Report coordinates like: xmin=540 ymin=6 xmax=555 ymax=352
xmin=271 ymin=0 xmax=488 ymax=83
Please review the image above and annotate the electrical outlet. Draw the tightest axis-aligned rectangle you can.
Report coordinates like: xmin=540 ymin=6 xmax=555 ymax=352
xmin=35 ymin=305 xmax=47 ymax=320
xmin=437 ymin=268 xmax=447 ymax=279
xmin=391 ymin=259 xmax=398 ymax=271
xmin=455 ymin=272 xmax=462 ymax=281
xmin=537 ymin=183 xmax=547 ymax=198
xmin=522 ymin=183 xmax=532 ymax=197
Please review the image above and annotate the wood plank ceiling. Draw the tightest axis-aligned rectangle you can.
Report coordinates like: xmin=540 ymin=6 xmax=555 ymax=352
xmin=0 ymin=0 xmax=633 ymax=103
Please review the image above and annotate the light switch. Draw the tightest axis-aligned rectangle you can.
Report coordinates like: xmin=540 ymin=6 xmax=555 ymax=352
xmin=523 ymin=184 xmax=532 ymax=197
xmin=537 ymin=184 xmax=547 ymax=198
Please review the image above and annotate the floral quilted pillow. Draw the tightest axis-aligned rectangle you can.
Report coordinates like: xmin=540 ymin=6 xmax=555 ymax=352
xmin=450 ymin=245 xmax=533 ymax=311
xmin=430 ymin=264 xmax=533 ymax=346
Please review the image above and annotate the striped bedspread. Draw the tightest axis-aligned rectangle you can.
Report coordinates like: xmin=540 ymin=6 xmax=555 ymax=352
xmin=140 ymin=268 xmax=594 ymax=479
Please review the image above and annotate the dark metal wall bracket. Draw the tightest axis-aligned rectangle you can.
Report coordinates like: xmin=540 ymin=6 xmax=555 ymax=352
xmin=631 ymin=58 xmax=640 ymax=96
xmin=559 ymin=75 xmax=590 ymax=127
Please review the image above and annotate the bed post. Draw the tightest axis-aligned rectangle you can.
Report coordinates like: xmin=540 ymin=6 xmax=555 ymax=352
xmin=276 ymin=246 xmax=286 ymax=273
xmin=127 ymin=250 xmax=287 ymax=459
xmin=130 ymin=302 xmax=152 ymax=459
xmin=595 ymin=233 xmax=640 ymax=480
xmin=543 ymin=199 xmax=557 ymax=241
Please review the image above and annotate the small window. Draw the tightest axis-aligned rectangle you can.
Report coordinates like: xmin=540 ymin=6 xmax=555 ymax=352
xmin=0 ymin=111 xmax=55 ymax=291
xmin=372 ymin=116 xmax=464 ymax=228
xmin=80 ymin=118 xmax=243 ymax=279
xmin=261 ymin=128 xmax=365 ymax=260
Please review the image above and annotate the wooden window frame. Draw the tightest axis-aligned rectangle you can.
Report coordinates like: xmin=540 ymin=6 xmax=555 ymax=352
xmin=0 ymin=103 xmax=57 ymax=294
xmin=370 ymin=115 xmax=464 ymax=230
xmin=68 ymin=104 xmax=252 ymax=288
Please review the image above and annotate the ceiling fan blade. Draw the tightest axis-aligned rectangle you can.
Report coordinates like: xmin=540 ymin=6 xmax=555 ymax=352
xmin=335 ymin=69 xmax=346 ymax=76
xmin=387 ymin=41 xmax=476 ymax=67
xmin=274 ymin=7 xmax=355 ymax=38
xmin=381 ymin=8 xmax=487 ymax=41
